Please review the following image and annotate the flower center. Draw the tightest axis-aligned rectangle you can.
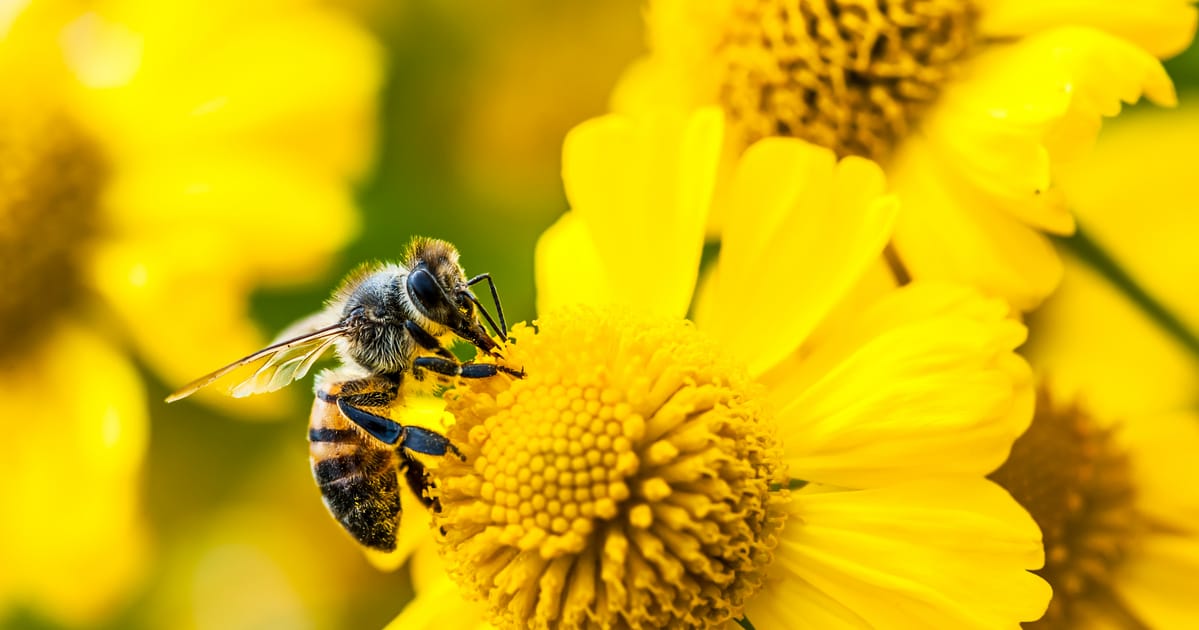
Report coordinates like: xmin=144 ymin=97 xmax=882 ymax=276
xmin=989 ymin=390 xmax=1141 ymax=628
xmin=432 ymin=305 xmax=788 ymax=630
xmin=0 ymin=97 xmax=106 ymax=359
xmin=716 ymin=0 xmax=979 ymax=161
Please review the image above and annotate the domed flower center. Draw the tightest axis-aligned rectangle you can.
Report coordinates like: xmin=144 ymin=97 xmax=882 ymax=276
xmin=717 ymin=0 xmax=979 ymax=161
xmin=989 ymin=390 xmax=1140 ymax=628
xmin=0 ymin=98 xmax=106 ymax=359
xmin=432 ymin=305 xmax=788 ymax=630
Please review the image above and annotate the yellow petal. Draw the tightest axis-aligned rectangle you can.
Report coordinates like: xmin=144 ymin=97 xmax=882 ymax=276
xmin=890 ymin=136 xmax=1063 ymax=312
xmin=1053 ymin=101 xmax=1199 ymax=340
xmin=892 ymin=26 xmax=1176 ymax=310
xmin=103 ymin=151 xmax=358 ymax=278
xmin=0 ymin=324 xmax=148 ymax=625
xmin=67 ymin=2 xmax=382 ymax=179
xmin=747 ymin=480 xmax=1050 ymax=628
xmin=1024 ymin=255 xmax=1198 ymax=417
xmin=534 ymin=212 xmax=611 ymax=315
xmin=947 ymin=25 xmax=1176 ymax=163
xmin=559 ymin=107 xmax=723 ymax=318
xmin=976 ymin=0 xmax=1198 ymax=59
xmin=700 ymin=139 xmax=897 ymax=377
xmin=385 ymin=572 xmax=492 ymax=630
xmin=1119 ymin=411 xmax=1199 ymax=529
xmin=89 ymin=241 xmax=300 ymax=419
xmin=1113 ymin=533 xmax=1199 ymax=628
xmin=765 ymin=283 xmax=1034 ymax=488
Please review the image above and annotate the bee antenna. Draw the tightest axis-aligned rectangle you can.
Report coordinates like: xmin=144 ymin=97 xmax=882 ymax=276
xmin=466 ymin=292 xmax=504 ymax=340
xmin=466 ymin=273 xmax=508 ymax=337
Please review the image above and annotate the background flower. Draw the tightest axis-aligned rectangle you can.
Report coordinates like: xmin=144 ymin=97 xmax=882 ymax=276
xmin=0 ymin=0 xmax=379 ymax=626
xmin=620 ymin=0 xmax=1197 ymax=310
xmin=1005 ymin=97 xmax=1199 ymax=629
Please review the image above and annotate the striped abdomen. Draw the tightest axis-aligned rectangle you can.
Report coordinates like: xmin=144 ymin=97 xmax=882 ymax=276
xmin=309 ymin=374 xmax=401 ymax=551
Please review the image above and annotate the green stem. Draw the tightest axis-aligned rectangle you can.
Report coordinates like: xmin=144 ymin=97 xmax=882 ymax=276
xmin=770 ymin=478 xmax=809 ymax=492
xmin=1053 ymin=226 xmax=1199 ymax=359
xmin=735 ymin=616 xmax=758 ymax=630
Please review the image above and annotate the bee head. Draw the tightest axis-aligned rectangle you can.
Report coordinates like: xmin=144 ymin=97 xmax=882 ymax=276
xmin=402 ymin=258 xmax=496 ymax=355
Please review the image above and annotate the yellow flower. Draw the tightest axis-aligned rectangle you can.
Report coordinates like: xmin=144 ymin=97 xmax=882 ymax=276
xmin=0 ymin=0 xmax=379 ymax=623
xmin=996 ymin=102 xmax=1199 ymax=627
xmin=990 ymin=390 xmax=1199 ymax=628
xmin=392 ymin=108 xmax=1050 ymax=628
xmin=619 ymin=0 xmax=1195 ymax=310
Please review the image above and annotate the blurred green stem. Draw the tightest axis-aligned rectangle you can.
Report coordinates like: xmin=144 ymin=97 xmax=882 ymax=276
xmin=1054 ymin=225 xmax=1199 ymax=358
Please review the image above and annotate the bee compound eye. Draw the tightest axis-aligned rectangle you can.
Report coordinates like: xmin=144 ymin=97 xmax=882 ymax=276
xmin=407 ymin=268 xmax=444 ymax=313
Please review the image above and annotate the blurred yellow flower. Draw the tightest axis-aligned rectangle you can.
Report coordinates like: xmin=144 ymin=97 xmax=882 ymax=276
xmin=0 ymin=0 xmax=379 ymax=624
xmin=620 ymin=0 xmax=1196 ymax=310
xmin=999 ymin=99 xmax=1199 ymax=628
xmin=1027 ymin=101 xmax=1199 ymax=416
xmin=391 ymin=108 xmax=1050 ymax=628
xmin=991 ymin=390 xmax=1199 ymax=628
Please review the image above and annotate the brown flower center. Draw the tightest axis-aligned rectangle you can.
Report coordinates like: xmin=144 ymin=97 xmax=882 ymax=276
xmin=989 ymin=390 xmax=1142 ymax=628
xmin=716 ymin=0 xmax=979 ymax=161
xmin=0 ymin=98 xmax=106 ymax=360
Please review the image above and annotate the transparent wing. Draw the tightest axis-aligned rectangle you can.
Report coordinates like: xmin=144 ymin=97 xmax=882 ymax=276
xmin=166 ymin=322 xmax=346 ymax=402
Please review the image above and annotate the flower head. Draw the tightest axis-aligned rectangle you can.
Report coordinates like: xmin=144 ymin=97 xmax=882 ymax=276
xmin=396 ymin=108 xmax=1051 ymax=628
xmin=435 ymin=308 xmax=787 ymax=628
xmin=623 ymin=0 xmax=1196 ymax=309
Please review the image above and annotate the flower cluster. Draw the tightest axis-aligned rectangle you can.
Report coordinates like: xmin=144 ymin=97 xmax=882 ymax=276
xmin=6 ymin=0 xmax=1197 ymax=627
xmin=387 ymin=2 xmax=1199 ymax=629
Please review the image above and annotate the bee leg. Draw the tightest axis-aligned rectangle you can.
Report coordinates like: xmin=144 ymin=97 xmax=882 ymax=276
xmin=411 ymin=356 xmax=525 ymax=379
xmin=400 ymin=425 xmax=465 ymax=461
xmin=404 ymin=320 xmax=456 ymax=360
xmin=398 ymin=455 xmax=440 ymax=511
xmin=335 ymin=398 xmax=404 ymax=445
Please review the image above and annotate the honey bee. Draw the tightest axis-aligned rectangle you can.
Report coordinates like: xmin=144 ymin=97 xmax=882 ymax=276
xmin=167 ymin=237 xmax=522 ymax=550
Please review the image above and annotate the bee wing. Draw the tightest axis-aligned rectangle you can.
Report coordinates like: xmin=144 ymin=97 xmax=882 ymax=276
xmin=166 ymin=322 xmax=347 ymax=402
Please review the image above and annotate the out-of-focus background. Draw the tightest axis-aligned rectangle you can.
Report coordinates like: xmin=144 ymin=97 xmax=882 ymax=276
xmin=3 ymin=1 xmax=1199 ymax=628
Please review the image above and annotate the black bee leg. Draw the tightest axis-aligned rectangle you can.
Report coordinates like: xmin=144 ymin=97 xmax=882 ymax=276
xmin=335 ymin=398 xmax=404 ymax=445
xmin=404 ymin=320 xmax=456 ymax=359
xmin=398 ymin=456 xmax=440 ymax=510
xmin=400 ymin=425 xmax=465 ymax=460
xmin=412 ymin=356 xmax=525 ymax=379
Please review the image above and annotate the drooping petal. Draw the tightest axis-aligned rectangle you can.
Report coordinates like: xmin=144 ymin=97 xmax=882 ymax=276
xmin=698 ymin=138 xmax=897 ymax=377
xmin=745 ymin=480 xmax=1051 ymax=629
xmin=976 ymin=0 xmax=1198 ymax=59
xmin=892 ymin=25 xmax=1175 ymax=310
xmin=890 ymin=135 xmax=1064 ymax=312
xmin=765 ymin=283 xmax=1034 ymax=488
xmin=557 ymin=108 xmax=722 ymax=318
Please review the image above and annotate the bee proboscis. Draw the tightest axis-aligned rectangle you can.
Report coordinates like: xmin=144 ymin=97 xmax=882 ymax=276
xmin=168 ymin=237 xmax=522 ymax=550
